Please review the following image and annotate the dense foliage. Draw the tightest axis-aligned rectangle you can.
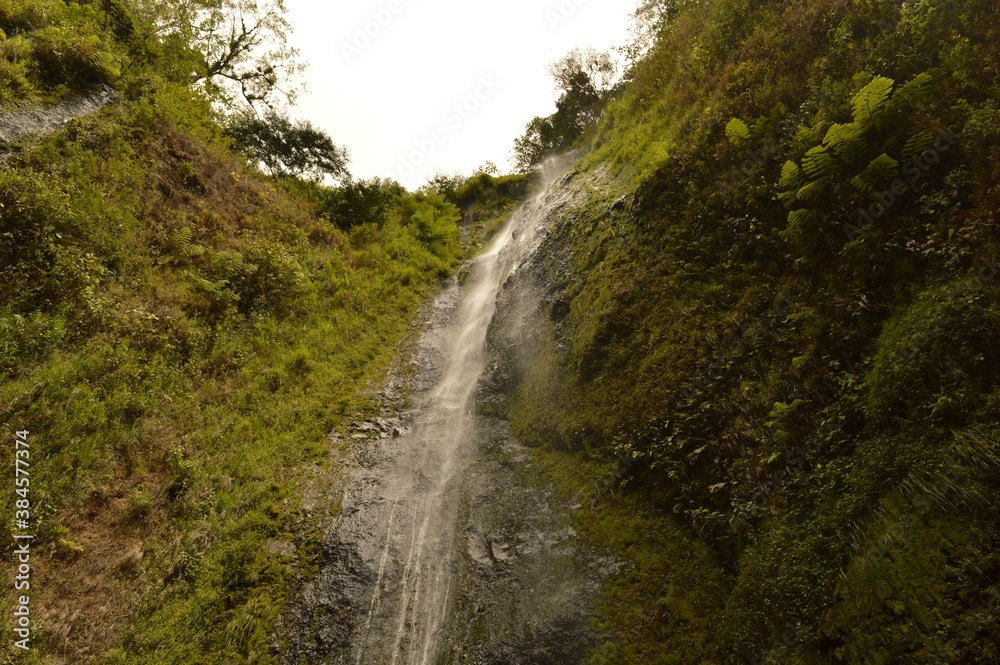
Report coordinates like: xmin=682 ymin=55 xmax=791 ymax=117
xmin=0 ymin=1 xmax=481 ymax=662
xmin=500 ymin=0 xmax=1000 ymax=662
xmin=223 ymin=110 xmax=350 ymax=181
xmin=2 ymin=0 xmax=998 ymax=662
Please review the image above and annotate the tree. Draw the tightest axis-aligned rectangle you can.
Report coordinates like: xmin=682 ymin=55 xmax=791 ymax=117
xmin=512 ymin=48 xmax=621 ymax=172
xmin=548 ymin=47 xmax=620 ymax=99
xmin=225 ymin=111 xmax=350 ymax=181
xmin=473 ymin=161 xmax=499 ymax=177
xmin=420 ymin=173 xmax=466 ymax=203
xmin=124 ymin=0 xmax=303 ymax=108
xmin=513 ymin=116 xmax=561 ymax=173
xmin=319 ymin=178 xmax=402 ymax=229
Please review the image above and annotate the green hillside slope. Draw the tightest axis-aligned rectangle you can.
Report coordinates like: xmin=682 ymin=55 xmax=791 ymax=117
xmin=0 ymin=1 xmax=526 ymax=662
xmin=493 ymin=0 xmax=1000 ymax=662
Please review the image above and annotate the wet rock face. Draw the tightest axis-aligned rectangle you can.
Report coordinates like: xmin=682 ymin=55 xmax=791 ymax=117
xmin=276 ymin=414 xmax=413 ymax=663
xmin=476 ymin=201 xmax=578 ymax=418
xmin=278 ymin=164 xmax=618 ymax=665
xmin=438 ymin=417 xmax=618 ymax=665
xmin=475 ymin=617 xmax=593 ymax=665
xmin=475 ymin=272 xmax=539 ymax=416
xmin=278 ymin=541 xmax=371 ymax=662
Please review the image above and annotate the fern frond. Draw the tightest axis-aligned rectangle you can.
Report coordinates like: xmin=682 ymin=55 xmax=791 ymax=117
xmin=172 ymin=226 xmax=193 ymax=249
xmin=795 ymin=179 xmax=825 ymax=202
xmin=213 ymin=251 xmax=246 ymax=274
xmin=725 ymin=118 xmax=751 ymax=145
xmin=888 ymin=72 xmax=934 ymax=112
xmin=183 ymin=244 xmax=207 ymax=258
xmin=751 ymin=116 xmax=770 ymax=140
xmin=780 ymin=209 xmax=818 ymax=241
xmin=902 ymin=131 xmax=935 ymax=159
xmin=851 ymin=153 xmax=899 ymax=193
xmin=189 ymin=275 xmax=237 ymax=302
xmin=852 ymin=76 xmax=895 ymax=124
xmin=778 ymin=189 xmax=799 ymax=205
xmin=91 ymin=51 xmax=121 ymax=77
xmin=779 ymin=160 xmax=804 ymax=189
xmin=823 ymin=122 xmax=865 ymax=159
xmin=802 ymin=146 xmax=836 ymax=179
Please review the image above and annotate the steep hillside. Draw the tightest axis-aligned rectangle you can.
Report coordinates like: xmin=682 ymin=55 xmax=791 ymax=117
xmin=485 ymin=0 xmax=1000 ymax=662
xmin=0 ymin=2 xmax=533 ymax=662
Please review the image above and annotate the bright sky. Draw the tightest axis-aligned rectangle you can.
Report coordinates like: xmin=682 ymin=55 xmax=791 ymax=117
xmin=284 ymin=0 xmax=637 ymax=190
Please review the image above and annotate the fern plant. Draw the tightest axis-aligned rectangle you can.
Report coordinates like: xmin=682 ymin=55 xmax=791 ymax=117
xmin=725 ymin=118 xmax=751 ymax=146
xmin=725 ymin=104 xmax=787 ymax=147
xmin=851 ymin=154 xmax=900 ymax=194
xmin=775 ymin=72 xmax=936 ymax=245
xmin=851 ymin=76 xmax=895 ymax=124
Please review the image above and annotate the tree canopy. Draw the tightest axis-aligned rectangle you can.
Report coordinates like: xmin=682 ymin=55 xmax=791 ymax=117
xmin=225 ymin=111 xmax=350 ymax=181
xmin=620 ymin=0 xmax=696 ymax=65
xmin=512 ymin=48 xmax=621 ymax=172
xmin=125 ymin=0 xmax=303 ymax=108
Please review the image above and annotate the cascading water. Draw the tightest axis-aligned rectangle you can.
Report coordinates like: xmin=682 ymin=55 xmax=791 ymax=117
xmin=280 ymin=157 xmax=607 ymax=665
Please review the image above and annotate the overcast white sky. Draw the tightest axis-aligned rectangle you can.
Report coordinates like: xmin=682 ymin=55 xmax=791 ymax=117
xmin=283 ymin=0 xmax=637 ymax=189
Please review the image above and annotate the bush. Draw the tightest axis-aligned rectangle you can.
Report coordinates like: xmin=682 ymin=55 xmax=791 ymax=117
xmin=0 ymin=171 xmax=104 ymax=310
xmin=318 ymin=177 xmax=401 ymax=229
xmin=402 ymin=191 xmax=461 ymax=260
xmin=0 ymin=0 xmax=121 ymax=96
xmin=231 ymin=239 xmax=307 ymax=315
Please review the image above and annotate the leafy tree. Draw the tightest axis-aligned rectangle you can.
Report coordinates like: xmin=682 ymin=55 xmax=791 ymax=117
xmin=225 ymin=110 xmax=350 ymax=181
xmin=123 ymin=0 xmax=303 ymax=108
xmin=403 ymin=191 xmax=461 ymax=258
xmin=319 ymin=178 xmax=403 ymax=229
xmin=421 ymin=173 xmax=467 ymax=203
xmin=473 ymin=161 xmax=499 ymax=177
xmin=513 ymin=48 xmax=620 ymax=172
xmin=547 ymin=47 xmax=619 ymax=99
xmin=513 ymin=116 xmax=563 ymax=173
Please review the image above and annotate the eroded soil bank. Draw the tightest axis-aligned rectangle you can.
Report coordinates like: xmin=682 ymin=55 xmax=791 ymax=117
xmin=0 ymin=86 xmax=117 ymax=156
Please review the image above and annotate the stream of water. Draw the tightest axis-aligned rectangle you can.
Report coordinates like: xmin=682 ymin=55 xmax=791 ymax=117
xmin=357 ymin=163 xmax=568 ymax=665
xmin=281 ymin=158 xmax=609 ymax=664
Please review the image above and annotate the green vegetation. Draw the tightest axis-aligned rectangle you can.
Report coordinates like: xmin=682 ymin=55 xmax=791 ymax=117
xmin=513 ymin=47 xmax=621 ymax=172
xmin=0 ymin=1 xmax=497 ymax=662
xmin=0 ymin=0 xmax=124 ymax=104
xmin=448 ymin=169 xmax=537 ymax=241
xmin=224 ymin=110 xmax=350 ymax=181
xmin=2 ymin=0 xmax=998 ymax=662
xmin=500 ymin=0 xmax=1000 ymax=661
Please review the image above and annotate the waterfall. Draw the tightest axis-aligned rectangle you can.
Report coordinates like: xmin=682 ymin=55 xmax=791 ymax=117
xmin=281 ymin=157 xmax=583 ymax=665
